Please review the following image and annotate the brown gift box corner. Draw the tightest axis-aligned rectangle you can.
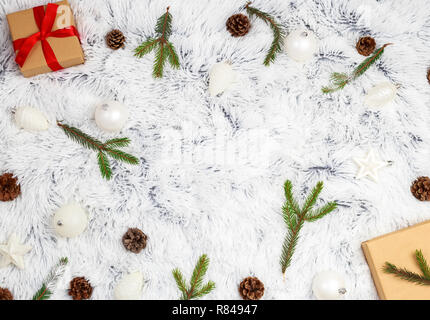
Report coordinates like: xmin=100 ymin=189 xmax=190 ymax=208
xmin=362 ymin=220 xmax=430 ymax=300
xmin=6 ymin=0 xmax=84 ymax=78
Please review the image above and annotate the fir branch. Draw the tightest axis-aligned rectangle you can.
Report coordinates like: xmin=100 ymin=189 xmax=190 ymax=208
xmin=172 ymin=268 xmax=188 ymax=300
xmin=415 ymin=250 xmax=430 ymax=279
xmin=98 ymin=151 xmax=112 ymax=180
xmin=322 ymin=43 xmax=392 ymax=94
xmin=384 ymin=250 xmax=430 ymax=286
xmin=172 ymin=254 xmax=215 ymax=300
xmin=153 ymin=42 xmax=168 ymax=78
xmin=305 ymin=202 xmax=337 ymax=222
xmin=58 ymin=122 xmax=104 ymax=152
xmin=189 ymin=254 xmax=210 ymax=297
xmin=134 ymin=38 xmax=160 ymax=57
xmin=280 ymin=226 xmax=302 ymax=275
xmin=283 ymin=180 xmax=300 ymax=216
xmin=135 ymin=7 xmax=180 ymax=78
xmin=103 ymin=138 xmax=131 ymax=149
xmin=280 ymin=180 xmax=337 ymax=277
xmin=104 ymin=148 xmax=139 ymax=165
xmin=155 ymin=7 xmax=172 ymax=39
xmin=353 ymin=43 xmax=392 ymax=78
xmin=302 ymin=181 xmax=323 ymax=215
xmin=192 ymin=281 xmax=216 ymax=299
xmin=33 ymin=284 xmax=51 ymax=301
xmin=33 ymin=257 xmax=68 ymax=300
xmin=58 ymin=122 xmax=139 ymax=180
xmin=166 ymin=41 xmax=180 ymax=69
xmin=282 ymin=204 xmax=296 ymax=230
xmin=245 ymin=2 xmax=285 ymax=66
xmin=383 ymin=262 xmax=430 ymax=286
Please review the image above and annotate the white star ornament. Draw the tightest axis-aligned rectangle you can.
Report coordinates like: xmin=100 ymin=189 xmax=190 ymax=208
xmin=354 ymin=149 xmax=388 ymax=182
xmin=0 ymin=234 xmax=32 ymax=269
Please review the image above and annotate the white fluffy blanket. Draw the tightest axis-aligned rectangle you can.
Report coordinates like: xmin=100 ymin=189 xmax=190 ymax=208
xmin=1 ymin=0 xmax=430 ymax=300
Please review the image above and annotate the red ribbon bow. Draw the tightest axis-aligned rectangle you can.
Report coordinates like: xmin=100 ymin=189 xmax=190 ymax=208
xmin=13 ymin=3 xmax=80 ymax=71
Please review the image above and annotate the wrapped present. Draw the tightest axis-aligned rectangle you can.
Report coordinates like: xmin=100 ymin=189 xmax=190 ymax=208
xmin=362 ymin=220 xmax=430 ymax=300
xmin=6 ymin=0 xmax=84 ymax=77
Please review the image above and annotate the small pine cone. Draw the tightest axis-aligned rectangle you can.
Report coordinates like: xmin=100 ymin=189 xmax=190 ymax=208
xmin=69 ymin=277 xmax=93 ymax=300
xmin=226 ymin=14 xmax=251 ymax=37
xmin=239 ymin=277 xmax=265 ymax=300
xmin=122 ymin=228 xmax=147 ymax=254
xmin=411 ymin=177 xmax=430 ymax=201
xmin=356 ymin=36 xmax=376 ymax=56
xmin=0 ymin=287 xmax=13 ymax=300
xmin=427 ymin=69 xmax=430 ymax=85
xmin=0 ymin=173 xmax=21 ymax=202
xmin=106 ymin=29 xmax=126 ymax=50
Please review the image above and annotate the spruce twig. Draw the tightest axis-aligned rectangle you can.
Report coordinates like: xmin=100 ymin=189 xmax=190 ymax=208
xmin=245 ymin=2 xmax=285 ymax=66
xmin=416 ymin=250 xmax=430 ymax=279
xmin=322 ymin=43 xmax=392 ymax=94
xmin=384 ymin=250 xmax=430 ymax=286
xmin=280 ymin=181 xmax=337 ymax=277
xmin=57 ymin=122 xmax=139 ymax=180
xmin=134 ymin=7 xmax=180 ymax=78
xmin=33 ymin=257 xmax=68 ymax=300
xmin=172 ymin=254 xmax=215 ymax=300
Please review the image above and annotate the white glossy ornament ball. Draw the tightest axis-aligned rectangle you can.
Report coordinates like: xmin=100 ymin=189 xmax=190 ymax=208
xmin=364 ymin=82 xmax=397 ymax=108
xmin=95 ymin=101 xmax=129 ymax=133
xmin=312 ymin=271 xmax=347 ymax=300
xmin=208 ymin=62 xmax=237 ymax=96
xmin=284 ymin=29 xmax=318 ymax=62
xmin=53 ymin=203 xmax=88 ymax=238
xmin=14 ymin=106 xmax=49 ymax=132
xmin=114 ymin=271 xmax=144 ymax=300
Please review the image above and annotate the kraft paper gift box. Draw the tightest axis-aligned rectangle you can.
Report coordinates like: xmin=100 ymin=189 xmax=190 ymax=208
xmin=6 ymin=0 xmax=84 ymax=77
xmin=362 ymin=220 xmax=430 ymax=300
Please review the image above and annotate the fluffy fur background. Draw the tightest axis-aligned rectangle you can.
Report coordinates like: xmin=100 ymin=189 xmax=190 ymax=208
xmin=0 ymin=0 xmax=430 ymax=300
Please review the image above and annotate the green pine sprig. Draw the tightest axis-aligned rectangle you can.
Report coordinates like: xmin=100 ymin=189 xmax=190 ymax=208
xmin=57 ymin=122 xmax=139 ymax=180
xmin=245 ymin=2 xmax=285 ymax=66
xmin=134 ymin=6 xmax=180 ymax=78
xmin=280 ymin=180 xmax=337 ymax=277
xmin=172 ymin=254 xmax=216 ymax=300
xmin=322 ymin=43 xmax=392 ymax=94
xmin=383 ymin=250 xmax=430 ymax=286
xmin=33 ymin=257 xmax=68 ymax=300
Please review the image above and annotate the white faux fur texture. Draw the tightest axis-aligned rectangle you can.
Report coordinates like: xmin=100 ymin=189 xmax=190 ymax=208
xmin=1 ymin=0 xmax=430 ymax=300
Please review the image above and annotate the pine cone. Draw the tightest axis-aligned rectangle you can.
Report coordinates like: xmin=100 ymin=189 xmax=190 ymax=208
xmin=0 ymin=173 xmax=21 ymax=202
xmin=122 ymin=228 xmax=147 ymax=254
xmin=106 ymin=29 xmax=126 ymax=50
xmin=239 ymin=277 xmax=265 ymax=300
xmin=226 ymin=14 xmax=251 ymax=37
xmin=356 ymin=36 xmax=376 ymax=56
xmin=411 ymin=177 xmax=430 ymax=201
xmin=0 ymin=287 xmax=13 ymax=300
xmin=427 ymin=69 xmax=430 ymax=85
xmin=69 ymin=277 xmax=93 ymax=300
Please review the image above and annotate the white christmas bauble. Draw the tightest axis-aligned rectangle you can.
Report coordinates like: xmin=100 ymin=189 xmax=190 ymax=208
xmin=312 ymin=271 xmax=347 ymax=300
xmin=284 ymin=29 xmax=318 ymax=62
xmin=114 ymin=271 xmax=144 ymax=300
xmin=364 ymin=82 xmax=397 ymax=108
xmin=208 ymin=62 xmax=237 ymax=96
xmin=53 ymin=203 xmax=88 ymax=238
xmin=14 ymin=106 xmax=49 ymax=132
xmin=95 ymin=101 xmax=129 ymax=133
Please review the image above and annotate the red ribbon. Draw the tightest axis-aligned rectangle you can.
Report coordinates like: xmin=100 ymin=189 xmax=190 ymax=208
xmin=13 ymin=3 xmax=80 ymax=71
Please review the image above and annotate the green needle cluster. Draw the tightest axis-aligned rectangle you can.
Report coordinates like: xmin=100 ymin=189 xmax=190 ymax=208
xmin=172 ymin=254 xmax=216 ymax=300
xmin=58 ymin=122 xmax=139 ymax=180
xmin=134 ymin=7 xmax=180 ymax=78
xmin=280 ymin=180 xmax=337 ymax=276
